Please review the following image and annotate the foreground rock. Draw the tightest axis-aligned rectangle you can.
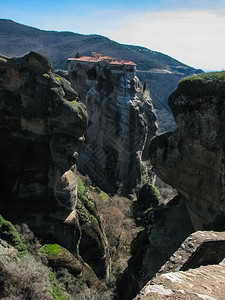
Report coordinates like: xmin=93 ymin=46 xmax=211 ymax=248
xmin=0 ymin=52 xmax=109 ymax=278
xmin=149 ymin=72 xmax=225 ymax=230
xmin=135 ymin=259 xmax=225 ymax=300
xmin=135 ymin=231 xmax=225 ymax=300
xmin=157 ymin=230 xmax=225 ymax=275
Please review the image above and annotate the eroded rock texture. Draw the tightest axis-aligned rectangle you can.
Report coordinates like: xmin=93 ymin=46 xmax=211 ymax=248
xmin=135 ymin=231 xmax=225 ymax=300
xmin=149 ymin=72 xmax=225 ymax=230
xmin=135 ymin=259 xmax=225 ymax=300
xmin=69 ymin=57 xmax=157 ymax=195
xmin=157 ymin=230 xmax=225 ymax=275
xmin=0 ymin=52 xmax=109 ymax=277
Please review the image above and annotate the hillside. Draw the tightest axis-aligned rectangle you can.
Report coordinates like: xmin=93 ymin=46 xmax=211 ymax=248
xmin=0 ymin=19 xmax=203 ymax=131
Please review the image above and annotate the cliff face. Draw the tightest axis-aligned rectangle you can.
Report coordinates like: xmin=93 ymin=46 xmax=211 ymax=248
xmin=149 ymin=72 xmax=225 ymax=230
xmin=69 ymin=56 xmax=157 ymax=195
xmin=0 ymin=52 xmax=109 ymax=278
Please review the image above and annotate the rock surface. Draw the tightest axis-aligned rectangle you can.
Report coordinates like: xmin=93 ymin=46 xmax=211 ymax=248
xmin=149 ymin=72 xmax=225 ymax=230
xmin=135 ymin=259 xmax=225 ymax=300
xmin=69 ymin=56 xmax=157 ymax=195
xmin=135 ymin=230 xmax=225 ymax=300
xmin=0 ymin=52 xmax=109 ymax=277
xmin=157 ymin=230 xmax=225 ymax=276
xmin=40 ymin=243 xmax=100 ymax=287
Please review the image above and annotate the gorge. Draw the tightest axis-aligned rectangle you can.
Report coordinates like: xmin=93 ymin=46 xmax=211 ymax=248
xmin=0 ymin=30 xmax=225 ymax=300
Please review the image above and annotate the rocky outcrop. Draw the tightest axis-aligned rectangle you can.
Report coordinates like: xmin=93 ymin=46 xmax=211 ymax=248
xmin=149 ymin=72 xmax=225 ymax=230
xmin=69 ymin=55 xmax=157 ymax=195
xmin=135 ymin=259 xmax=225 ymax=300
xmin=0 ymin=51 xmax=109 ymax=278
xmin=135 ymin=231 xmax=225 ymax=300
xmin=40 ymin=243 xmax=100 ymax=287
xmin=157 ymin=230 xmax=225 ymax=275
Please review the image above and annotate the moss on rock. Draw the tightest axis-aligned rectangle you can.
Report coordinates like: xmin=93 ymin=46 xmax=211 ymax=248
xmin=78 ymin=176 xmax=86 ymax=196
xmin=40 ymin=244 xmax=62 ymax=256
xmin=137 ymin=184 xmax=160 ymax=211
xmin=40 ymin=243 xmax=83 ymax=274
xmin=90 ymin=185 xmax=110 ymax=202
xmin=76 ymin=198 xmax=90 ymax=223
xmin=40 ymin=243 xmax=100 ymax=288
xmin=172 ymin=71 xmax=225 ymax=99
xmin=0 ymin=215 xmax=28 ymax=257
xmin=149 ymin=132 xmax=173 ymax=157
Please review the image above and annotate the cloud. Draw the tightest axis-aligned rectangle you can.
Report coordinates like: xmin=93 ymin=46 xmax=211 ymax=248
xmin=106 ymin=9 xmax=225 ymax=71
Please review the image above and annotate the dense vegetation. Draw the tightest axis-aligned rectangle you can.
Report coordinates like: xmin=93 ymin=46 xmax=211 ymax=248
xmin=172 ymin=71 xmax=225 ymax=99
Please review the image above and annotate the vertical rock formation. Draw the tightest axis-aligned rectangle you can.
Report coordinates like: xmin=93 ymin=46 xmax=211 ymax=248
xmin=0 ymin=52 xmax=109 ymax=278
xmin=149 ymin=72 xmax=225 ymax=230
xmin=68 ymin=53 xmax=157 ymax=195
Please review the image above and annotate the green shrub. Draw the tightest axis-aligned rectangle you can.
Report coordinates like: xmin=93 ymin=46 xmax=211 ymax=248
xmin=49 ymin=271 xmax=66 ymax=300
xmin=0 ymin=215 xmax=28 ymax=257
xmin=78 ymin=177 xmax=85 ymax=196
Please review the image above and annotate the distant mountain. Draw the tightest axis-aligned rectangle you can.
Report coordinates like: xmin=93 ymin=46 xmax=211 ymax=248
xmin=0 ymin=19 xmax=203 ymax=131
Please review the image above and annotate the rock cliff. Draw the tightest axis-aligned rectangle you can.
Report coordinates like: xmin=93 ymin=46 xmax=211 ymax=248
xmin=68 ymin=54 xmax=157 ymax=195
xmin=149 ymin=72 xmax=225 ymax=230
xmin=0 ymin=51 xmax=109 ymax=278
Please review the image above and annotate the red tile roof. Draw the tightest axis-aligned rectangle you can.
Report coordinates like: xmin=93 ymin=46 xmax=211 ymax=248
xmin=68 ymin=54 xmax=136 ymax=66
xmin=122 ymin=60 xmax=136 ymax=66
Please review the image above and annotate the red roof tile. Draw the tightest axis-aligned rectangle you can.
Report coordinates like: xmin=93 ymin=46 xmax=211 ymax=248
xmin=68 ymin=54 xmax=136 ymax=66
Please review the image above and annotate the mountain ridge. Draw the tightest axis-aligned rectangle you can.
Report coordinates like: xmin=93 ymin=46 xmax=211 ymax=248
xmin=0 ymin=19 xmax=197 ymax=70
xmin=0 ymin=18 xmax=203 ymax=131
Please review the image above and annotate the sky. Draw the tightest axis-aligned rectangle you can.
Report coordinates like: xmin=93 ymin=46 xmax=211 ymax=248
xmin=1 ymin=0 xmax=225 ymax=71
